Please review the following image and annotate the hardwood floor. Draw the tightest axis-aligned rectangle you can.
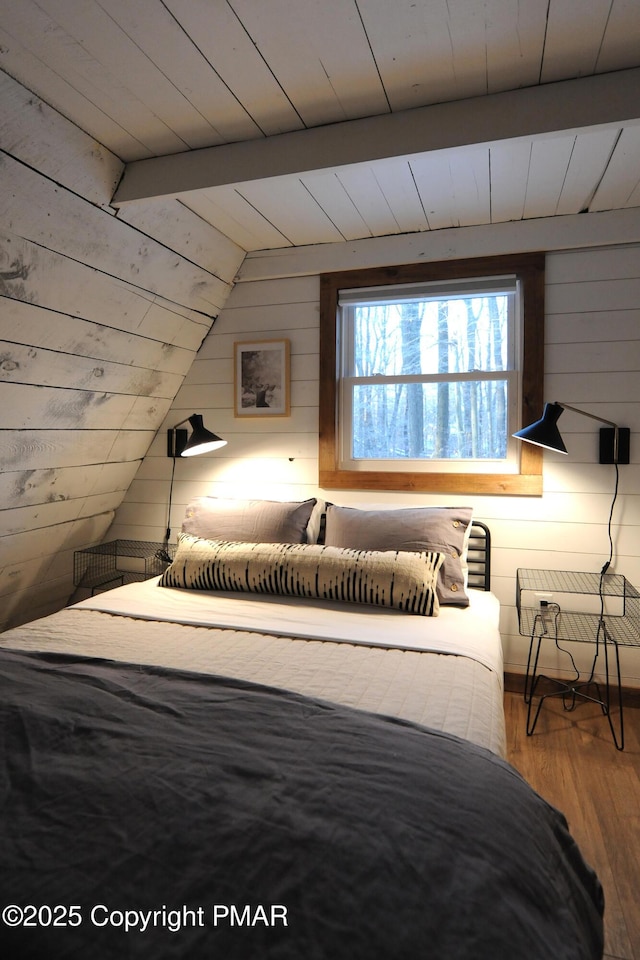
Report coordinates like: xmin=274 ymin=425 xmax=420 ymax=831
xmin=504 ymin=688 xmax=640 ymax=960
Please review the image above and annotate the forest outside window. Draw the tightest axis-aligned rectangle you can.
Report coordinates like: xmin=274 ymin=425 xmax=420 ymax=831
xmin=319 ymin=254 xmax=545 ymax=495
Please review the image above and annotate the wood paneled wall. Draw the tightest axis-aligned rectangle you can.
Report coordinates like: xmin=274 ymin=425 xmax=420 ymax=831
xmin=109 ymin=227 xmax=640 ymax=685
xmin=0 ymin=71 xmax=244 ymax=630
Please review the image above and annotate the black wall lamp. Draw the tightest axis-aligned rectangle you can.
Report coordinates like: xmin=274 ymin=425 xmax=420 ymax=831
xmin=513 ymin=402 xmax=630 ymax=465
xmin=167 ymin=413 xmax=227 ymax=458
xmin=514 ymin=401 xmax=630 ymax=573
xmin=159 ymin=414 xmax=227 ymax=562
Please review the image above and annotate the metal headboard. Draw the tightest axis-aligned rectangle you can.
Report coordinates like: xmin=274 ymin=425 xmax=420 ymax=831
xmin=466 ymin=521 xmax=492 ymax=591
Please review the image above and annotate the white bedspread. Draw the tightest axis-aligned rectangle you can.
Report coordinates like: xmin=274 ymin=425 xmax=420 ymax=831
xmin=74 ymin=578 xmax=503 ymax=676
xmin=1 ymin=582 xmax=506 ymax=755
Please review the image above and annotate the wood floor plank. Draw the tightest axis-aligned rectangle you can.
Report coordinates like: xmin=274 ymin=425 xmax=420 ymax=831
xmin=505 ymin=690 xmax=640 ymax=960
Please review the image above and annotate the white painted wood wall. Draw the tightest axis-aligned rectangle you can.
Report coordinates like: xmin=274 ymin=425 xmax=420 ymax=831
xmin=109 ymin=224 xmax=640 ymax=685
xmin=0 ymin=71 xmax=244 ymax=630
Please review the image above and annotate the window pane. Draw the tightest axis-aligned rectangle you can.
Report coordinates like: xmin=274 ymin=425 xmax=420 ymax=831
xmin=352 ymin=380 xmax=508 ymax=460
xmin=352 ymin=294 xmax=511 ymax=377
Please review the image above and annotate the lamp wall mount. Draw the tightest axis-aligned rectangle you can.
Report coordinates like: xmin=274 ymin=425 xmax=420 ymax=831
xmin=167 ymin=427 xmax=188 ymax=458
xmin=600 ymin=427 xmax=630 ymax=465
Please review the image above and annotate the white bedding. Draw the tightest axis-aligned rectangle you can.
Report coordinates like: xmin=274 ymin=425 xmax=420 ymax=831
xmin=0 ymin=582 xmax=506 ymax=756
xmin=75 ymin=577 xmax=503 ymax=674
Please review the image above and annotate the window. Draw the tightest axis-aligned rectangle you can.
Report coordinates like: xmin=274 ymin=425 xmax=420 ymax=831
xmin=319 ymin=254 xmax=545 ymax=495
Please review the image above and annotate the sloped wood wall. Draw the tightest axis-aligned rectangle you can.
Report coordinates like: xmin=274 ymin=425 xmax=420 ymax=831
xmin=0 ymin=70 xmax=245 ymax=630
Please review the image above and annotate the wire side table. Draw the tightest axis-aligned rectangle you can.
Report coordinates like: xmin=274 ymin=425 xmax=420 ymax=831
xmin=516 ymin=569 xmax=640 ymax=750
xmin=74 ymin=540 xmax=173 ymax=595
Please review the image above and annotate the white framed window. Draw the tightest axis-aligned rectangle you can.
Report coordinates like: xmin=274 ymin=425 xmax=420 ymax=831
xmin=319 ymin=254 xmax=545 ymax=495
xmin=339 ymin=275 xmax=520 ymax=474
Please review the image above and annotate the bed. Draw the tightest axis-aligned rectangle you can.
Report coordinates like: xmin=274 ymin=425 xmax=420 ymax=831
xmin=0 ymin=499 xmax=604 ymax=959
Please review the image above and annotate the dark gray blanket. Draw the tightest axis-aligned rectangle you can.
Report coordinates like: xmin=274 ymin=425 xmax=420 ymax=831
xmin=0 ymin=650 xmax=603 ymax=959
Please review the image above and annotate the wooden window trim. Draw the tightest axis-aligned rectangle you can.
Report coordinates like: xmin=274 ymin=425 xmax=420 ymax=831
xmin=319 ymin=252 xmax=545 ymax=496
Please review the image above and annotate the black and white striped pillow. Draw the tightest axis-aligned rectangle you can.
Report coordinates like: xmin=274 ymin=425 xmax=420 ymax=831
xmin=160 ymin=535 xmax=444 ymax=617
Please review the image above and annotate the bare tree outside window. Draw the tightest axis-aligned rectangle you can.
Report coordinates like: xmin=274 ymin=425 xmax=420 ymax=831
xmin=349 ymin=293 xmax=510 ymax=462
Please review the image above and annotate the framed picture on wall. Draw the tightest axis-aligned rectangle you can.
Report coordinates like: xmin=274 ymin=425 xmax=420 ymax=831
xmin=234 ymin=339 xmax=291 ymax=417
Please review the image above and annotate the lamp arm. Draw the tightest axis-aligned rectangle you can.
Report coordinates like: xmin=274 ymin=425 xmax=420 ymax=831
xmin=556 ymin=403 xmax=625 ymax=464
xmin=555 ymin=402 xmax=618 ymax=429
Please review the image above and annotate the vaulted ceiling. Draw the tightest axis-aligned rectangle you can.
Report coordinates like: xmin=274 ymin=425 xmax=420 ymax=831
xmin=2 ymin=0 xmax=640 ymax=253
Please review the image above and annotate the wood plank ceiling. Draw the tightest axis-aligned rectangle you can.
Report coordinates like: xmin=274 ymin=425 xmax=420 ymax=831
xmin=2 ymin=0 xmax=640 ymax=254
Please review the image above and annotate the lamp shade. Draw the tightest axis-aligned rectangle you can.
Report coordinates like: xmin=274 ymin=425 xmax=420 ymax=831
xmin=181 ymin=414 xmax=227 ymax=457
xmin=513 ymin=402 xmax=568 ymax=454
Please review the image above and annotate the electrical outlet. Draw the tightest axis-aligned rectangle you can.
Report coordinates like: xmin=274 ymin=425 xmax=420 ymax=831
xmin=538 ymin=597 xmax=552 ymax=629
xmin=534 ymin=591 xmax=553 ymax=604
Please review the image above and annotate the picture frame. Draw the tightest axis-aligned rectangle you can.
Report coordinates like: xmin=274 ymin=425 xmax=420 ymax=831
xmin=234 ymin=339 xmax=290 ymax=418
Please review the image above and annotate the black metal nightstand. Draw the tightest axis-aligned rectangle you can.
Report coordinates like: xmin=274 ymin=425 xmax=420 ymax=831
xmin=74 ymin=540 xmax=173 ymax=596
xmin=516 ymin=568 xmax=640 ymax=749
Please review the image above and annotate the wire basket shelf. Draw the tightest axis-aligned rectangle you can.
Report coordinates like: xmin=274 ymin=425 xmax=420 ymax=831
xmin=74 ymin=540 xmax=173 ymax=594
xmin=516 ymin=568 xmax=640 ymax=647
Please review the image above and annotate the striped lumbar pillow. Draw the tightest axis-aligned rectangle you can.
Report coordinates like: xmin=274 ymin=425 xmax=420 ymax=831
xmin=159 ymin=534 xmax=444 ymax=616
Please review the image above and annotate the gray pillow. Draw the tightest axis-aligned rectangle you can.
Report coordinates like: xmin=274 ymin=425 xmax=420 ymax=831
xmin=159 ymin=535 xmax=444 ymax=617
xmin=182 ymin=497 xmax=319 ymax=544
xmin=324 ymin=505 xmax=473 ymax=606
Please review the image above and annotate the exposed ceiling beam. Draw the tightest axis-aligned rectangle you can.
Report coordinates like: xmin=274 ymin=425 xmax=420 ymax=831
xmin=237 ymin=208 xmax=640 ymax=282
xmin=113 ymin=68 xmax=640 ymax=205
